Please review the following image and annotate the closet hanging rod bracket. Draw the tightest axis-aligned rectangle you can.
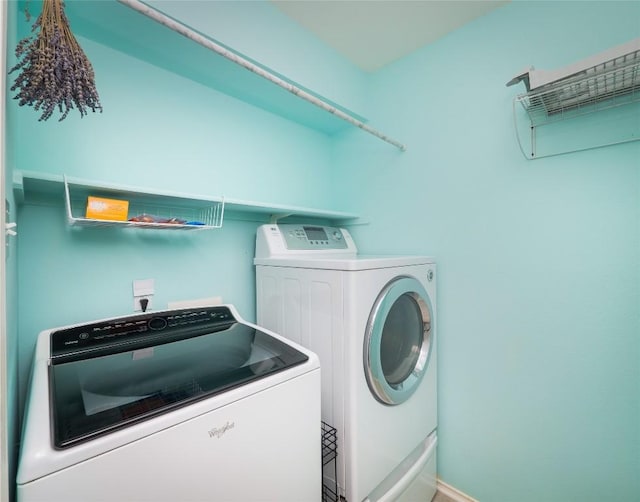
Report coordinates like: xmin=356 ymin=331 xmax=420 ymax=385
xmin=117 ymin=0 xmax=407 ymax=152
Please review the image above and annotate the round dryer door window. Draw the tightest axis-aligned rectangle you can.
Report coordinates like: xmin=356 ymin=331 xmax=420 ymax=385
xmin=364 ymin=275 xmax=433 ymax=406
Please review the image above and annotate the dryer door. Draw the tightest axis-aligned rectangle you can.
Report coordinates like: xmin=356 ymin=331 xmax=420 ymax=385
xmin=364 ymin=275 xmax=433 ymax=405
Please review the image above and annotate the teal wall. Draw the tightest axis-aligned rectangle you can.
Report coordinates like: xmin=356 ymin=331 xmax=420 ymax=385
xmin=7 ymin=1 xmax=640 ymax=501
xmin=335 ymin=1 xmax=640 ymax=501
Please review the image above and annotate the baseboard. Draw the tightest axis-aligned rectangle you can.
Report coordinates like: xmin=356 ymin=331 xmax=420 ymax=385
xmin=436 ymin=478 xmax=479 ymax=502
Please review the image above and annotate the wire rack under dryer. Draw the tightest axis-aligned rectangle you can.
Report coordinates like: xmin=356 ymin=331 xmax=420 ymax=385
xmin=321 ymin=421 xmax=339 ymax=502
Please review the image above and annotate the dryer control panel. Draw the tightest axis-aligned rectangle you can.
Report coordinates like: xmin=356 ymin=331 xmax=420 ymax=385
xmin=255 ymin=224 xmax=357 ymax=258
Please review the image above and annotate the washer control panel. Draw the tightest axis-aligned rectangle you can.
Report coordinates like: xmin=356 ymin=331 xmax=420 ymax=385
xmin=50 ymin=306 xmax=235 ymax=363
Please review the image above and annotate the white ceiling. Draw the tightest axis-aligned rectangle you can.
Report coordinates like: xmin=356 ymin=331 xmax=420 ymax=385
xmin=271 ymin=0 xmax=510 ymax=72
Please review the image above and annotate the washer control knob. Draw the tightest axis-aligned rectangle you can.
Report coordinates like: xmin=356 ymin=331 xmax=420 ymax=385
xmin=148 ymin=317 xmax=168 ymax=330
xmin=332 ymin=231 xmax=342 ymax=240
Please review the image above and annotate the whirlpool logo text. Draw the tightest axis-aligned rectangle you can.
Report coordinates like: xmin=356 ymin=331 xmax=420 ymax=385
xmin=208 ymin=421 xmax=235 ymax=439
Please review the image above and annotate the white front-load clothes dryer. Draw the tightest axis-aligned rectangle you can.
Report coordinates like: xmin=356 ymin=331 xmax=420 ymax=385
xmin=255 ymin=224 xmax=437 ymax=502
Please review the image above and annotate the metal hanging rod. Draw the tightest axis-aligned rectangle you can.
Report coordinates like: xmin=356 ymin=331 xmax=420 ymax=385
xmin=117 ymin=0 xmax=407 ymax=151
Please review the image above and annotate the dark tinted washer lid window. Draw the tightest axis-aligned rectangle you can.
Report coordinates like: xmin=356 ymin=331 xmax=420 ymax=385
xmin=49 ymin=317 xmax=308 ymax=448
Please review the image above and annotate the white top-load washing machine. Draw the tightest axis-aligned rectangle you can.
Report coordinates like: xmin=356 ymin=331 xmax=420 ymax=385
xmin=255 ymin=224 xmax=437 ymax=502
xmin=17 ymin=304 xmax=321 ymax=502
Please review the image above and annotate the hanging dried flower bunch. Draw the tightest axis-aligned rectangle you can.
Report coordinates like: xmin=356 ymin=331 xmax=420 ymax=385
xmin=9 ymin=0 xmax=102 ymax=121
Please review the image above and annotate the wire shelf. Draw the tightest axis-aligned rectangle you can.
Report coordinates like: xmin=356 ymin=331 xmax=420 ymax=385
xmin=516 ymin=55 xmax=640 ymax=126
xmin=509 ymin=40 xmax=640 ymax=159
xmin=64 ymin=176 xmax=224 ymax=230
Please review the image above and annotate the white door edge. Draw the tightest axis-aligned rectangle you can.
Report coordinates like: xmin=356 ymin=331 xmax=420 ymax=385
xmin=0 ymin=1 xmax=9 ymax=501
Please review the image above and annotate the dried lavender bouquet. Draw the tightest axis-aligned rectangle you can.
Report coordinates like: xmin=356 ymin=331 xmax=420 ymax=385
xmin=10 ymin=0 xmax=102 ymax=121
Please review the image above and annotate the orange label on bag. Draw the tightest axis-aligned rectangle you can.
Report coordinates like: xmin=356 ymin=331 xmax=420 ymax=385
xmin=86 ymin=196 xmax=129 ymax=221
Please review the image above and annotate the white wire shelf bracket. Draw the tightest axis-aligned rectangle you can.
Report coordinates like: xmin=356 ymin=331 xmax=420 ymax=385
xmin=507 ymin=37 xmax=640 ymax=159
xmin=117 ymin=0 xmax=407 ymax=152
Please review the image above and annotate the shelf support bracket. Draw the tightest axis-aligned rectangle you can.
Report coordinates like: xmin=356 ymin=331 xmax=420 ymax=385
xmin=117 ymin=0 xmax=407 ymax=152
xmin=269 ymin=213 xmax=293 ymax=224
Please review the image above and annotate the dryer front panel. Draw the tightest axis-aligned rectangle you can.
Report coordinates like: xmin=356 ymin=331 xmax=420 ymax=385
xmin=364 ymin=275 xmax=434 ymax=406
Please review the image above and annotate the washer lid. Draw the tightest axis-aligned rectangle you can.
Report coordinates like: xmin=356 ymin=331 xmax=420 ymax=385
xmin=49 ymin=307 xmax=308 ymax=448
